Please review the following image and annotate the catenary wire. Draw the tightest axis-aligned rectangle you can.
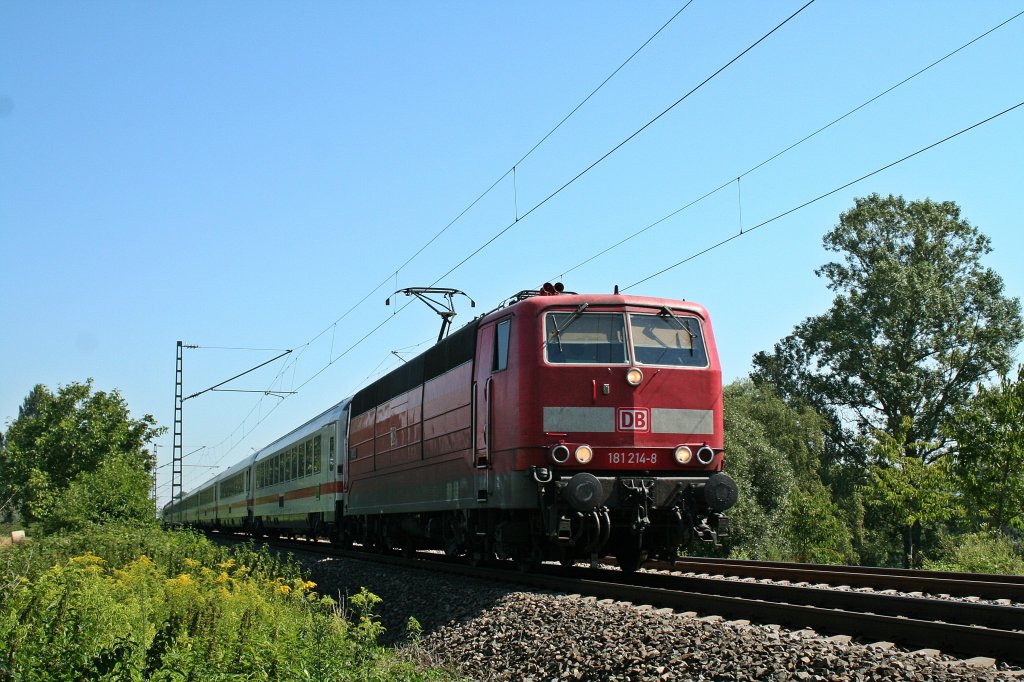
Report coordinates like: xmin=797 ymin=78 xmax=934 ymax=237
xmin=428 ymin=0 xmax=818 ymax=287
xmin=262 ymin=2 xmax=698 ymax=369
xmin=512 ymin=1 xmax=695 ymax=169
xmin=621 ymin=101 xmax=1024 ymax=291
xmin=550 ymin=8 xmax=1024 ymax=282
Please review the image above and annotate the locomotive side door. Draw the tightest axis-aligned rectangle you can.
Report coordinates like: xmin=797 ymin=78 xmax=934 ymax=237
xmin=473 ymin=317 xmax=512 ymax=503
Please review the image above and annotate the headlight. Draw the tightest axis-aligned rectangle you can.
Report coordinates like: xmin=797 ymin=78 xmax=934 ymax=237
xmin=551 ymin=444 xmax=570 ymax=464
xmin=574 ymin=445 xmax=593 ymax=464
xmin=697 ymin=446 xmax=715 ymax=465
xmin=674 ymin=445 xmax=693 ymax=464
xmin=626 ymin=368 xmax=643 ymax=386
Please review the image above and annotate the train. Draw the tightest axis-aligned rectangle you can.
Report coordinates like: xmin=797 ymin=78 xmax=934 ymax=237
xmin=163 ymin=285 xmax=738 ymax=571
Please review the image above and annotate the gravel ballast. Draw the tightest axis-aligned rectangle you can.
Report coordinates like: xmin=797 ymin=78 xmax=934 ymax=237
xmin=306 ymin=554 xmax=1024 ymax=681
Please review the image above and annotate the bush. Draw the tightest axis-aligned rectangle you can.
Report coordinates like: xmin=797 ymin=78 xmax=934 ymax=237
xmin=0 ymin=525 xmax=453 ymax=681
xmin=923 ymin=530 xmax=1024 ymax=575
xmin=786 ymin=480 xmax=858 ymax=565
xmin=39 ymin=454 xmax=158 ymax=534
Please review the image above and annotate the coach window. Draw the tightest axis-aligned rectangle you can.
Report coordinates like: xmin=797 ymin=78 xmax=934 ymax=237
xmin=492 ymin=319 xmax=511 ymax=372
xmin=314 ymin=436 xmax=322 ymax=474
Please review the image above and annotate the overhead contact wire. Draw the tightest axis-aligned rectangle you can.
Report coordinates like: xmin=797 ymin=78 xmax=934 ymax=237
xmin=284 ymin=1 xmax=696 ymax=356
xmin=622 ymin=101 xmax=1024 ymax=291
xmin=552 ymin=7 xmax=1024 ymax=281
xmin=431 ymin=0 xmax=818 ymax=286
xmin=512 ymin=1 xmax=695 ymax=169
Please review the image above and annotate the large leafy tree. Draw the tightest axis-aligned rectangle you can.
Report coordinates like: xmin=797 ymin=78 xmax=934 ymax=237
xmin=752 ymin=194 xmax=1022 ymax=565
xmin=946 ymin=368 xmax=1024 ymax=533
xmin=0 ymin=379 xmax=164 ymax=523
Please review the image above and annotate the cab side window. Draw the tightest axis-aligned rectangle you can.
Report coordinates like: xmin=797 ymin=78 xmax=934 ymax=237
xmin=492 ymin=319 xmax=511 ymax=372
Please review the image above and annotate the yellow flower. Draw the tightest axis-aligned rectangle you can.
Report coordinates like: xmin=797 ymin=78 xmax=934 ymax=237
xmin=183 ymin=558 xmax=199 ymax=568
xmin=169 ymin=573 xmax=194 ymax=586
xmin=277 ymin=585 xmax=291 ymax=595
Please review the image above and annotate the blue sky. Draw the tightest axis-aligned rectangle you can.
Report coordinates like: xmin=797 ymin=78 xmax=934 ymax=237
xmin=2 ymin=2 xmax=1022 ymax=505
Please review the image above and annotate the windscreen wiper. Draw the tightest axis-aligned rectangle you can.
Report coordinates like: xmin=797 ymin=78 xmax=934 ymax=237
xmin=658 ymin=306 xmax=695 ymax=339
xmin=550 ymin=303 xmax=589 ymax=351
xmin=659 ymin=306 xmax=696 ymax=355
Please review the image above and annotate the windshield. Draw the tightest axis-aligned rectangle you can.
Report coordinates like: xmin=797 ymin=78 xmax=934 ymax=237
xmin=545 ymin=312 xmax=627 ymax=364
xmin=629 ymin=313 xmax=708 ymax=367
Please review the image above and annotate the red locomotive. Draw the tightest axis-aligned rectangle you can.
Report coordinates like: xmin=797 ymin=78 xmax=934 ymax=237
xmin=165 ymin=285 xmax=738 ymax=571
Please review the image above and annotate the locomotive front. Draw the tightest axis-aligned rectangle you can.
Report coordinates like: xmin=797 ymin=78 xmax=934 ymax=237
xmin=497 ymin=291 xmax=737 ymax=570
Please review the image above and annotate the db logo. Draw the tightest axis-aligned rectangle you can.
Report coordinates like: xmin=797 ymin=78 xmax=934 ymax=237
xmin=617 ymin=408 xmax=650 ymax=432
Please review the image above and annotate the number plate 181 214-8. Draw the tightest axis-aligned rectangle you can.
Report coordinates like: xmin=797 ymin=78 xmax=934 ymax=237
xmin=606 ymin=451 xmax=659 ymax=465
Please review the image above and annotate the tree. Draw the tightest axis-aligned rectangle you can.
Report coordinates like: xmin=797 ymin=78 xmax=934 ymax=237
xmin=946 ymin=368 xmax=1024 ymax=532
xmin=40 ymin=454 xmax=159 ymax=533
xmin=786 ymin=479 xmax=857 ymax=564
xmin=0 ymin=379 xmax=164 ymax=524
xmin=724 ymin=380 xmax=827 ymax=483
xmin=863 ymin=421 xmax=960 ymax=567
xmin=718 ymin=385 xmax=795 ymax=560
xmin=717 ymin=381 xmax=855 ymax=563
xmin=752 ymin=194 xmax=1022 ymax=565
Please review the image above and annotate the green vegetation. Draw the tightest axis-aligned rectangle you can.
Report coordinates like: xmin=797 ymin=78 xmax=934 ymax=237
xmin=0 ymin=379 xmax=162 ymax=528
xmin=716 ymin=380 xmax=857 ymax=565
xmin=0 ymin=380 xmax=451 ymax=680
xmin=924 ymin=530 xmax=1024 ymax=575
xmin=0 ymin=525 xmax=453 ymax=681
xmin=946 ymin=368 xmax=1024 ymax=532
xmin=743 ymin=194 xmax=1024 ymax=570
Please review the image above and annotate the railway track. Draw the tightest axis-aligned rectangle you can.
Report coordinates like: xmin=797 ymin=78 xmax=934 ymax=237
xmin=224 ymin=534 xmax=1024 ymax=665
xmin=654 ymin=556 xmax=1024 ymax=602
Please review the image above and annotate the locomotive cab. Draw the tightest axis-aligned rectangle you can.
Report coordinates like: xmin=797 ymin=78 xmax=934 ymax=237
xmin=476 ymin=291 xmax=737 ymax=570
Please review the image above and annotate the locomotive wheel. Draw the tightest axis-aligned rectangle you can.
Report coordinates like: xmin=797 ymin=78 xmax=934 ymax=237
xmin=331 ymin=531 xmax=353 ymax=551
xmin=467 ymin=549 xmax=493 ymax=567
xmin=513 ymin=545 xmax=544 ymax=573
xmin=400 ymin=537 xmax=417 ymax=558
xmin=441 ymin=513 xmax=466 ymax=557
xmin=616 ymin=547 xmax=648 ymax=573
